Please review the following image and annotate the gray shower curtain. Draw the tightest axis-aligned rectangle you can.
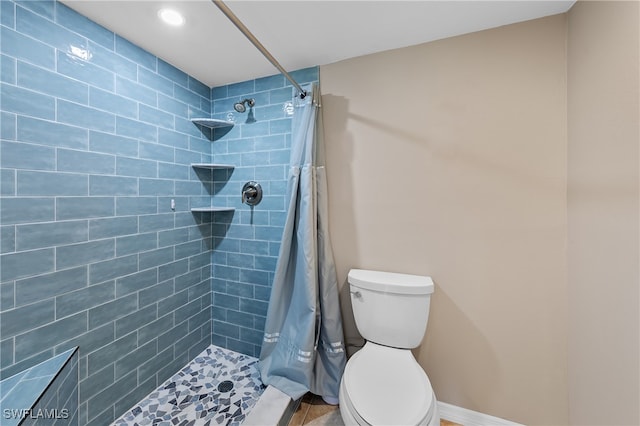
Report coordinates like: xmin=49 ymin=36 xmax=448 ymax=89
xmin=258 ymin=83 xmax=346 ymax=402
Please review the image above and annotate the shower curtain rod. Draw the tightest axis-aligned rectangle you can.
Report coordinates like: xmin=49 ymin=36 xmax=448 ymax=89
xmin=211 ymin=0 xmax=307 ymax=99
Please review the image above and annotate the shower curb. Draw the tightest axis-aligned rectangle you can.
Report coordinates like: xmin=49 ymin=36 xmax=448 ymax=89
xmin=243 ymin=386 xmax=296 ymax=426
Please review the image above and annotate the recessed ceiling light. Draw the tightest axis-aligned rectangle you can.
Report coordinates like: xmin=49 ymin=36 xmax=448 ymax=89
xmin=158 ymin=8 xmax=185 ymax=26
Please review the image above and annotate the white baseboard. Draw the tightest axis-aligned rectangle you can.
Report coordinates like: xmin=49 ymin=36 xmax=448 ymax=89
xmin=438 ymin=401 xmax=525 ymax=426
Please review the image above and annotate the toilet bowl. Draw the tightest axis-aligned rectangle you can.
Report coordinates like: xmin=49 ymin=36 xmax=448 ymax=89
xmin=339 ymin=269 xmax=439 ymax=426
xmin=339 ymin=342 xmax=439 ymax=426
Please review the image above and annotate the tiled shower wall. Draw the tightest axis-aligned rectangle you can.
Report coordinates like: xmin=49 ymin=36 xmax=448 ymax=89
xmin=1 ymin=0 xmax=320 ymax=423
xmin=0 ymin=1 xmax=215 ymax=424
xmin=209 ymin=68 xmax=318 ymax=357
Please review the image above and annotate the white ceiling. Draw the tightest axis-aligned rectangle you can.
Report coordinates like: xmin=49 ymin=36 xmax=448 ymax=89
xmin=61 ymin=0 xmax=575 ymax=88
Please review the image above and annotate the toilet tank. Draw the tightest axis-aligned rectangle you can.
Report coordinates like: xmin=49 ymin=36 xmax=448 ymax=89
xmin=348 ymin=269 xmax=434 ymax=349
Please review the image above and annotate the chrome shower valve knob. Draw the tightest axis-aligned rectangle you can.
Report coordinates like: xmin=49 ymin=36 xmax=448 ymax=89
xmin=241 ymin=181 xmax=262 ymax=205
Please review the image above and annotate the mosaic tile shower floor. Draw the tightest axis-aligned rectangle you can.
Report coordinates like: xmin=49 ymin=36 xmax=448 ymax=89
xmin=113 ymin=345 xmax=265 ymax=426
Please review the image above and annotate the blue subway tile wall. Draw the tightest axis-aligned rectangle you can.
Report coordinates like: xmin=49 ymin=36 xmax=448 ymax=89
xmin=1 ymin=1 xmax=213 ymax=424
xmin=209 ymin=67 xmax=319 ymax=357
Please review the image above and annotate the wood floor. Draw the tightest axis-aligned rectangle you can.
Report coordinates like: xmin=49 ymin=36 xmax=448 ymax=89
xmin=289 ymin=393 xmax=462 ymax=426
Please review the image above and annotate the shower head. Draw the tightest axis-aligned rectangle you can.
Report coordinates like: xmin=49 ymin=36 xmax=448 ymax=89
xmin=233 ymin=98 xmax=255 ymax=113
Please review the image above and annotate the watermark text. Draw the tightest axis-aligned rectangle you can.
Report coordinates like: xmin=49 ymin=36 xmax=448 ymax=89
xmin=3 ymin=408 xmax=70 ymax=420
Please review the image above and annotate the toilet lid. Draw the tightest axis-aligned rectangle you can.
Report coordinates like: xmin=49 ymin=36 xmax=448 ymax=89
xmin=343 ymin=344 xmax=434 ymax=425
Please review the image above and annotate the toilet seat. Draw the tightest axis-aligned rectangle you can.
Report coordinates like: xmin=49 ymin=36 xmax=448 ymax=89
xmin=342 ymin=342 xmax=435 ymax=425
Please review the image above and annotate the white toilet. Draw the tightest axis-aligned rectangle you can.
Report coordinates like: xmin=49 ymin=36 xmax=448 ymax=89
xmin=339 ymin=269 xmax=439 ymax=426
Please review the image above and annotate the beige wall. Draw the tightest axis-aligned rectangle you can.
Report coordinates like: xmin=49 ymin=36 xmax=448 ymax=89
xmin=567 ymin=2 xmax=640 ymax=425
xmin=321 ymin=15 xmax=569 ymax=425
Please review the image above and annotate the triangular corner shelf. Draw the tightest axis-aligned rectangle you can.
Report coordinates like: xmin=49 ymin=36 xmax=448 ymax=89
xmin=190 ymin=207 xmax=236 ymax=213
xmin=191 ymin=118 xmax=234 ymax=129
